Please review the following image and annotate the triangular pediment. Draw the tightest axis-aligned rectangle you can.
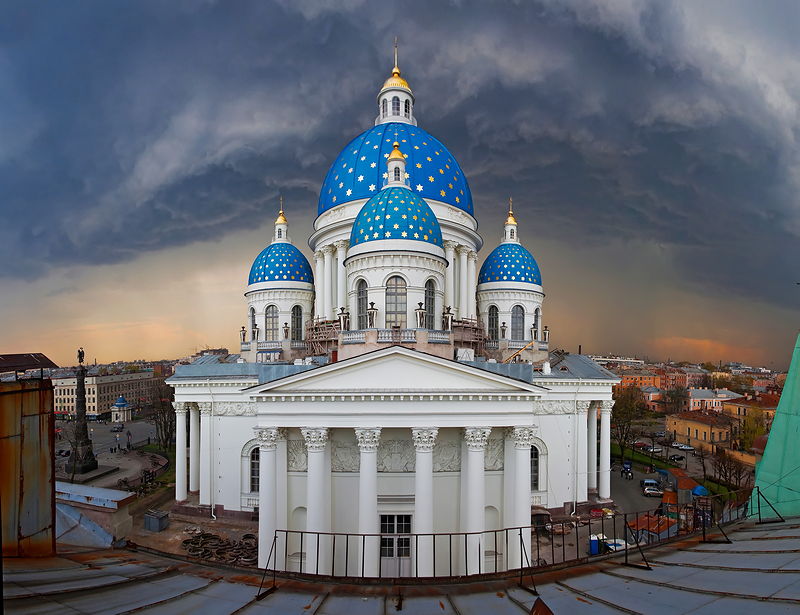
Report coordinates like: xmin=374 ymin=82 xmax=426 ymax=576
xmin=248 ymin=347 xmax=545 ymax=396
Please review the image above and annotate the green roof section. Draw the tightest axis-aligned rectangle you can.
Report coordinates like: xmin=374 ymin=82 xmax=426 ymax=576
xmin=753 ymin=333 xmax=800 ymax=517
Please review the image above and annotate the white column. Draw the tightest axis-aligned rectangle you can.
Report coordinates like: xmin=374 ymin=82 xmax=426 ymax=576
xmin=255 ymin=427 xmax=279 ymax=569
xmin=599 ymin=401 xmax=613 ymax=500
xmin=275 ymin=430 xmax=288 ymax=570
xmin=335 ymin=240 xmax=348 ymax=316
xmin=322 ymin=246 xmax=334 ymax=319
xmin=511 ymin=427 xmax=536 ymax=570
xmin=458 ymin=246 xmax=469 ymax=319
xmin=588 ymin=402 xmax=598 ymax=492
xmin=301 ymin=427 xmax=329 ymax=574
xmin=173 ymin=402 xmax=187 ymax=502
xmin=467 ymin=251 xmax=477 ymax=319
xmin=412 ymin=428 xmax=438 ymax=577
xmin=463 ymin=427 xmax=490 ymax=575
xmin=355 ymin=428 xmax=381 ymax=577
xmin=198 ymin=402 xmax=212 ymax=508
xmin=576 ymin=402 xmax=589 ymax=503
xmin=314 ymin=251 xmax=324 ymax=318
xmin=189 ymin=404 xmax=200 ymax=493
xmin=444 ymin=241 xmax=457 ymax=312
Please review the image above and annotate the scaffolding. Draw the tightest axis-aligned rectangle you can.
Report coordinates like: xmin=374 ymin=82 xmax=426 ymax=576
xmin=305 ymin=318 xmax=341 ymax=356
xmin=451 ymin=318 xmax=486 ymax=358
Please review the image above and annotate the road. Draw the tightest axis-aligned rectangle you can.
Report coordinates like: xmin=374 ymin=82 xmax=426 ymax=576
xmin=55 ymin=418 xmax=157 ymax=454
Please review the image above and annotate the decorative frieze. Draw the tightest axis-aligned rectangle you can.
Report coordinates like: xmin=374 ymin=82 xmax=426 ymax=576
xmin=432 ymin=440 xmax=461 ymax=472
xmin=331 ymin=441 xmax=359 ymax=472
xmin=355 ymin=428 xmax=382 ymax=452
xmin=532 ymin=400 xmax=586 ymax=415
xmin=463 ymin=427 xmax=492 ymax=451
xmin=301 ymin=427 xmax=329 ymax=452
xmin=485 ymin=437 xmax=504 ymax=470
xmin=287 ymin=440 xmax=307 ymax=471
xmin=215 ymin=401 xmax=256 ymax=416
xmin=411 ymin=428 xmax=439 ymax=453
xmin=377 ymin=439 xmax=415 ymax=472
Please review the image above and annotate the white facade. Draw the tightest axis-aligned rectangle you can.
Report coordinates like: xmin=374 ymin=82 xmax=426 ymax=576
xmin=168 ymin=56 xmax=618 ymax=577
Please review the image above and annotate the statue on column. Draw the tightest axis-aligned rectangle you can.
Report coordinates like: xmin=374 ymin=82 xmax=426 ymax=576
xmin=65 ymin=346 xmax=98 ymax=475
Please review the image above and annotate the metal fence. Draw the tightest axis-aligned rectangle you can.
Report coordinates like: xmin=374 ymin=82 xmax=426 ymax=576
xmin=257 ymin=487 xmax=771 ymax=585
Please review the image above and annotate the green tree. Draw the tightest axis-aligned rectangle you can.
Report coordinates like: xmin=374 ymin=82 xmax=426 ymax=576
xmin=740 ymin=409 xmax=766 ymax=450
xmin=612 ymin=386 xmax=648 ymax=458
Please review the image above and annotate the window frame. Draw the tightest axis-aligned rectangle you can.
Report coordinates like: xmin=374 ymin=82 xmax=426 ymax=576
xmin=511 ymin=305 xmax=525 ymax=341
xmin=385 ymin=276 xmax=407 ymax=328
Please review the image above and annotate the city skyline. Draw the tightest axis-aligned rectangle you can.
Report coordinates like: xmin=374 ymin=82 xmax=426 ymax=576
xmin=1 ymin=1 xmax=798 ymax=369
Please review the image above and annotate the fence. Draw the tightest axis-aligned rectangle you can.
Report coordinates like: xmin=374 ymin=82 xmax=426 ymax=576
xmin=257 ymin=487 xmax=765 ymax=585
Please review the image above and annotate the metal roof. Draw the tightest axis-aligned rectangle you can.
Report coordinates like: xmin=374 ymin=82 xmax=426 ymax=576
xmin=0 ymin=352 xmax=58 ymax=374
xmin=464 ymin=353 xmax=618 ymax=384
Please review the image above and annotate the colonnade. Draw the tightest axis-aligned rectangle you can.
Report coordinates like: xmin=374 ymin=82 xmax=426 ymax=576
xmin=312 ymin=240 xmax=478 ymax=321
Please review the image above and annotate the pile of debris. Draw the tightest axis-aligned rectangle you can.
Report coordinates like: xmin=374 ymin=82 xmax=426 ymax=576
xmin=180 ymin=527 xmax=258 ymax=567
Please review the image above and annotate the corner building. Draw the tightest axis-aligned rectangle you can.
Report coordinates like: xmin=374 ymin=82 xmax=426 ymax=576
xmin=168 ymin=57 xmax=619 ymax=577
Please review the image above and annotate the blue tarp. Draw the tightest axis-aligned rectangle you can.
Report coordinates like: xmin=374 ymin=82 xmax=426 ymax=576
xmin=692 ymin=485 xmax=710 ymax=496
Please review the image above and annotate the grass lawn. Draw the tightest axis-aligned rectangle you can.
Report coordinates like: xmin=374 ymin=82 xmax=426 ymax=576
xmin=140 ymin=442 xmax=176 ymax=485
xmin=611 ymin=443 xmax=678 ymax=472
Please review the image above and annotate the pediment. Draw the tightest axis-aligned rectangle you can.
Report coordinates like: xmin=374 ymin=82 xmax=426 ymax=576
xmin=249 ymin=347 xmax=544 ymax=396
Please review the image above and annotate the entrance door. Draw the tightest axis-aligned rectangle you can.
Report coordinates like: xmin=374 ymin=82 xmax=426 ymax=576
xmin=380 ymin=514 xmax=412 ymax=577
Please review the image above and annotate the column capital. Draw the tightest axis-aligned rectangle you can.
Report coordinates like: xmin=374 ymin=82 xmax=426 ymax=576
xmin=511 ymin=426 xmax=538 ymax=449
xmin=456 ymin=244 xmax=471 ymax=255
xmin=463 ymin=427 xmax=492 ymax=451
xmin=334 ymin=239 xmax=349 ymax=251
xmin=355 ymin=427 xmax=381 ymax=452
xmin=443 ymin=240 xmax=458 ymax=251
xmin=321 ymin=244 xmax=335 ymax=255
xmin=314 ymin=250 xmax=324 ymax=260
xmin=172 ymin=401 xmax=187 ymax=414
xmin=411 ymin=427 xmax=439 ymax=452
xmin=198 ymin=402 xmax=213 ymax=416
xmin=254 ymin=427 xmax=280 ymax=450
xmin=576 ymin=400 xmax=591 ymax=413
xmin=468 ymin=250 xmax=478 ymax=262
xmin=600 ymin=400 xmax=614 ymax=414
xmin=301 ymin=427 xmax=329 ymax=452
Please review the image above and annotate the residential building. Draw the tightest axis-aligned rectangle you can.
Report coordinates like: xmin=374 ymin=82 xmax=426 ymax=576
xmin=722 ymin=393 xmax=780 ymax=437
xmin=652 ymin=367 xmax=689 ymax=390
xmin=666 ymin=412 xmax=734 ymax=452
xmin=684 ymin=388 xmax=742 ymax=412
xmin=612 ymin=369 xmax=661 ymax=391
xmin=640 ymin=386 xmax=665 ymax=413
xmin=53 ymin=371 xmax=158 ymax=420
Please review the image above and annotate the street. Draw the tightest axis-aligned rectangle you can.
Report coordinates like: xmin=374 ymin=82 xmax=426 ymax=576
xmin=55 ymin=418 xmax=156 ymax=454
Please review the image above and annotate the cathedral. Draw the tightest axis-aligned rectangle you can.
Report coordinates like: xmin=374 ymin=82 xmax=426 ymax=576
xmin=168 ymin=52 xmax=618 ymax=577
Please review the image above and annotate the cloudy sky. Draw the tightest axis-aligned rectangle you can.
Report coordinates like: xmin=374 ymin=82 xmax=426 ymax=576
xmin=1 ymin=0 xmax=798 ymax=369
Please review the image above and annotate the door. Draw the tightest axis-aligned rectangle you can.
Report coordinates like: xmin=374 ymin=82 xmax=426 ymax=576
xmin=380 ymin=514 xmax=412 ymax=577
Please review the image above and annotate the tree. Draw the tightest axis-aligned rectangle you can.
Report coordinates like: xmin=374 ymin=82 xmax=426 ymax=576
xmin=700 ymin=362 xmax=717 ymax=373
xmin=151 ymin=380 xmax=175 ymax=452
xmin=665 ymin=387 xmax=688 ymax=414
xmin=612 ymin=386 xmax=648 ymax=459
xmin=739 ymin=409 xmax=766 ymax=450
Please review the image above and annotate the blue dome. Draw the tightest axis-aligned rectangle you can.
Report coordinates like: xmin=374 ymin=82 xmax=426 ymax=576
xmin=478 ymin=243 xmax=542 ymax=286
xmin=319 ymin=122 xmax=473 ymax=216
xmin=248 ymin=243 xmax=313 ymax=285
xmin=350 ymin=187 xmax=442 ymax=248
xmin=114 ymin=395 xmax=128 ymax=408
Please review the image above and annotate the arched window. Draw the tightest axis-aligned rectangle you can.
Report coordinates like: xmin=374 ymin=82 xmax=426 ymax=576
xmin=250 ymin=447 xmax=260 ymax=492
xmin=392 ymin=96 xmax=400 ymax=116
xmin=265 ymin=305 xmax=278 ymax=341
xmin=404 ymin=99 xmax=410 ymax=118
xmin=382 ymin=98 xmax=387 ymax=118
xmin=291 ymin=305 xmax=302 ymax=341
xmin=511 ymin=305 xmax=525 ymax=340
xmin=393 ymin=167 xmax=401 ymax=181
xmin=424 ymin=280 xmax=435 ymax=329
xmin=533 ymin=308 xmax=541 ymax=340
xmin=249 ymin=307 xmax=257 ymax=341
xmin=385 ymin=276 xmax=407 ymax=328
xmin=356 ymin=280 xmax=369 ymax=329
xmin=531 ymin=447 xmax=539 ymax=491
xmin=488 ymin=305 xmax=499 ymax=341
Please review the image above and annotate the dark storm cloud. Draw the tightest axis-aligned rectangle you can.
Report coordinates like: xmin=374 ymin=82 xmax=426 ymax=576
xmin=1 ymin=0 xmax=797 ymax=308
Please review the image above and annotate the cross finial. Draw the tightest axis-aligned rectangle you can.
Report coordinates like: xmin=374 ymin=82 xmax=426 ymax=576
xmin=279 ymin=194 xmax=284 ymax=215
xmin=394 ymin=37 xmax=398 ymax=69
xmin=508 ymin=196 xmax=513 ymax=215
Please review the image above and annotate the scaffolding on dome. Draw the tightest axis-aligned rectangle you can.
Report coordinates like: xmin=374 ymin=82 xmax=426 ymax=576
xmin=305 ymin=318 xmax=341 ymax=356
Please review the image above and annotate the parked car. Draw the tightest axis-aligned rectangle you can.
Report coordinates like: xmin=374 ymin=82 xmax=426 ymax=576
xmin=670 ymin=441 xmax=683 ymax=449
xmin=644 ymin=446 xmax=662 ymax=454
xmin=669 ymin=454 xmax=685 ymax=462
xmin=640 ymin=479 xmax=659 ymax=489
xmin=633 ymin=441 xmax=648 ymax=449
xmin=110 ymin=424 xmax=124 ymax=433
xmin=678 ymin=444 xmax=695 ymax=451
xmin=643 ymin=486 xmax=664 ymax=497
xmin=652 ymin=431 xmax=666 ymax=438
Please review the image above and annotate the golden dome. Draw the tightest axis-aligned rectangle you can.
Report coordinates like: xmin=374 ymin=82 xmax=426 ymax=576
xmin=275 ymin=196 xmax=287 ymax=224
xmin=382 ymin=66 xmax=412 ymax=93
xmin=387 ymin=141 xmax=405 ymax=162
xmin=506 ymin=197 xmax=517 ymax=225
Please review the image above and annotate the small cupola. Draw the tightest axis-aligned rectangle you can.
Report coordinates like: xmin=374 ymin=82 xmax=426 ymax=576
xmin=503 ymin=197 xmax=519 ymax=243
xmin=274 ymin=196 xmax=289 ymax=243
xmin=376 ymin=40 xmax=416 ymax=126
xmin=385 ymin=142 xmax=409 ymax=189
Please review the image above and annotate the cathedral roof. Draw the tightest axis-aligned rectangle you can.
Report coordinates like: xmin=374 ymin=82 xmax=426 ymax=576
xmin=248 ymin=242 xmax=313 ymax=285
xmin=350 ymin=187 xmax=442 ymax=248
xmin=318 ymin=122 xmax=473 ymax=216
xmin=478 ymin=242 xmax=542 ymax=286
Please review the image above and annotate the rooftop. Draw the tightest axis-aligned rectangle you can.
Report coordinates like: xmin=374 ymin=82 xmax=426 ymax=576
xmin=672 ymin=411 xmax=735 ymax=427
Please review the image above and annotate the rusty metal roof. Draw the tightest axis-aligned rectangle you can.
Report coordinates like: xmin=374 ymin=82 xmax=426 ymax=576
xmin=0 ymin=352 xmax=58 ymax=374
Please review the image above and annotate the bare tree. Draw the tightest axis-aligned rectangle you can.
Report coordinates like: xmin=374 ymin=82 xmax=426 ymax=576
xmin=612 ymin=386 xmax=648 ymax=460
xmin=665 ymin=387 xmax=689 ymax=414
xmin=151 ymin=381 xmax=175 ymax=452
